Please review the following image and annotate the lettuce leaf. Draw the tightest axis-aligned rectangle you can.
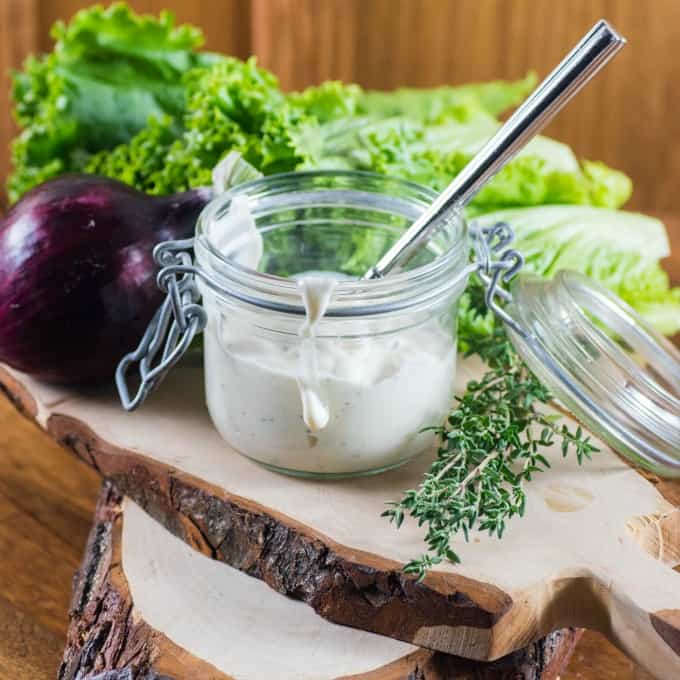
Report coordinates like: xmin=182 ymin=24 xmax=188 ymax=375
xmin=14 ymin=4 xmax=606 ymax=213
xmin=473 ymin=206 xmax=680 ymax=334
xmin=9 ymin=2 xmax=219 ymax=202
xmin=87 ymin=57 xmax=319 ymax=194
xmin=287 ymin=81 xmax=362 ymax=123
xmin=313 ymin=115 xmax=632 ymax=210
xmin=357 ymin=72 xmax=538 ymax=122
xmin=86 ymin=69 xmax=544 ymax=199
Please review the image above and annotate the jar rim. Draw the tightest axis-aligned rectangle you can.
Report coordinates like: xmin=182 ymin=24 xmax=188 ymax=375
xmin=194 ymin=170 xmax=470 ymax=317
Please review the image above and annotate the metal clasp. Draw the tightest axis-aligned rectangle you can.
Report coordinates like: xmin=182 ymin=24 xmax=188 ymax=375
xmin=115 ymin=238 xmax=207 ymax=411
xmin=469 ymin=221 xmax=527 ymax=338
xmin=115 ymin=222 xmax=526 ymax=411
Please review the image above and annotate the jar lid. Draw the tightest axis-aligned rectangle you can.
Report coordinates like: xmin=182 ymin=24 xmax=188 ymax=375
xmin=505 ymin=271 xmax=680 ymax=476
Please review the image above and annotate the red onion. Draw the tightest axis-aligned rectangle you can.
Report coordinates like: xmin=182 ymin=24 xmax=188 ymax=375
xmin=0 ymin=175 xmax=212 ymax=384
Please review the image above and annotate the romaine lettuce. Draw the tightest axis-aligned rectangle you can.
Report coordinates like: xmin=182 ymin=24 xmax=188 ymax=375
xmin=473 ymin=206 xmax=680 ymax=334
xmin=315 ymin=116 xmax=631 ymax=210
xmin=357 ymin=72 xmax=538 ymax=122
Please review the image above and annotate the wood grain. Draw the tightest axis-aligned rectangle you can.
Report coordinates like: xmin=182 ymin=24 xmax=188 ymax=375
xmin=43 ymin=409 xmax=516 ymax=642
xmin=0 ymin=390 xmax=640 ymax=680
xmin=0 ymin=361 xmax=99 ymax=678
xmin=62 ymin=484 xmax=581 ymax=680
xmin=59 ymin=483 xmax=232 ymax=680
xmin=564 ymin=631 xmax=643 ymax=680
xmin=0 ymin=594 xmax=63 ymax=680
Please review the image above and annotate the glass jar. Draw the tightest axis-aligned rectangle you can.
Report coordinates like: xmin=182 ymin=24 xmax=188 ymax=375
xmin=117 ymin=170 xmax=680 ymax=478
xmin=192 ymin=171 xmax=470 ymax=478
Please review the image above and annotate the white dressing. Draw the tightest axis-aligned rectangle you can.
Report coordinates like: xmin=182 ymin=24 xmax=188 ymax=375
xmin=204 ymin=313 xmax=456 ymax=475
xmin=296 ymin=275 xmax=338 ymax=432
xmin=209 ymin=197 xmax=344 ymax=432
xmin=204 ymin=196 xmax=457 ymax=475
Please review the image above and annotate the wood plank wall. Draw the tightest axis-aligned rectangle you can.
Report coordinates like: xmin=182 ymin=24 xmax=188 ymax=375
xmin=1 ymin=0 xmax=679 ymax=211
xmin=0 ymin=1 xmax=39 ymax=194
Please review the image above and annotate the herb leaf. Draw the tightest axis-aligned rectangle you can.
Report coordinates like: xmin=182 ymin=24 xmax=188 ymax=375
xmin=383 ymin=277 xmax=599 ymax=580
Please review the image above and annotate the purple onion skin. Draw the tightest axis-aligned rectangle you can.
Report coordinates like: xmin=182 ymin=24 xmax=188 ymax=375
xmin=0 ymin=175 xmax=212 ymax=384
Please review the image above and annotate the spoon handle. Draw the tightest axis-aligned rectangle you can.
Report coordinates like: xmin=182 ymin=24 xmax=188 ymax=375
xmin=364 ymin=20 xmax=626 ymax=280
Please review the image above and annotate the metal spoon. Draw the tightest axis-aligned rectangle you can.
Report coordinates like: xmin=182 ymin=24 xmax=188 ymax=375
xmin=363 ymin=20 xmax=626 ymax=280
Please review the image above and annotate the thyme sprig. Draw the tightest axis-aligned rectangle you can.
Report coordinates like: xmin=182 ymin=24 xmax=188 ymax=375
xmin=383 ymin=279 xmax=599 ymax=579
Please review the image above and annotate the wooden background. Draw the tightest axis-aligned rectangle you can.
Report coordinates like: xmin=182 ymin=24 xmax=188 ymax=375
xmin=1 ymin=0 xmax=679 ymax=211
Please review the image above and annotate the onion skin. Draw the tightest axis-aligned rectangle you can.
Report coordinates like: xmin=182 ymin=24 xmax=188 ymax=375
xmin=0 ymin=175 xmax=211 ymax=384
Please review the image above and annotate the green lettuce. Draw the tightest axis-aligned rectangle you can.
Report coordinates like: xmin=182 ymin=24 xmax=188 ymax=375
xmin=357 ymin=72 xmax=538 ymax=122
xmin=315 ymin=115 xmax=631 ymax=210
xmin=87 ymin=57 xmax=319 ymax=194
xmin=473 ymin=206 xmax=680 ymax=334
xmin=9 ymin=2 xmax=219 ymax=202
xmin=13 ymin=2 xmax=624 ymax=213
xmin=287 ymin=81 xmax=362 ymax=123
xmin=85 ymin=63 xmax=559 ymax=208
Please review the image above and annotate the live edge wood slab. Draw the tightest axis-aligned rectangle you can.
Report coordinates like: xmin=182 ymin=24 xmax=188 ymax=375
xmin=62 ymin=482 xmax=580 ymax=680
xmin=1 ymin=357 xmax=679 ymax=678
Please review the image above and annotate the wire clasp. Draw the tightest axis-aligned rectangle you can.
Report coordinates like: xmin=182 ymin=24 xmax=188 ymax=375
xmin=115 ymin=239 xmax=207 ymax=411
xmin=470 ymin=222 xmax=527 ymax=337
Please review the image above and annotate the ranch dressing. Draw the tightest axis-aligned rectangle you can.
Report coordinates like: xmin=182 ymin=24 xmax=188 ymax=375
xmin=210 ymin=198 xmax=340 ymax=432
xmin=204 ymin=197 xmax=457 ymax=475
xmin=295 ymin=275 xmax=338 ymax=432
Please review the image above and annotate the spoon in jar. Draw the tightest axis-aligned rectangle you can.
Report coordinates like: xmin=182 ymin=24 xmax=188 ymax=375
xmin=362 ymin=20 xmax=626 ymax=280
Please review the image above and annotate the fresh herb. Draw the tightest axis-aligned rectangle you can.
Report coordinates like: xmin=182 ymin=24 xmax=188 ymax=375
xmin=383 ymin=278 xmax=599 ymax=579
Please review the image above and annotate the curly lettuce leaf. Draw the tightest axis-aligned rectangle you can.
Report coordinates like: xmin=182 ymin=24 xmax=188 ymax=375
xmin=88 ymin=58 xmax=320 ymax=193
xmin=85 ymin=115 xmax=179 ymax=194
xmin=51 ymin=2 xmax=205 ymax=68
xmin=9 ymin=2 xmax=219 ymax=202
xmin=287 ymin=81 xmax=362 ymax=123
xmin=473 ymin=206 xmax=680 ymax=334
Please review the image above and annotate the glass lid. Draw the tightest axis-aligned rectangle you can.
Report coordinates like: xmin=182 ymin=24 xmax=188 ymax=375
xmin=505 ymin=271 xmax=680 ymax=476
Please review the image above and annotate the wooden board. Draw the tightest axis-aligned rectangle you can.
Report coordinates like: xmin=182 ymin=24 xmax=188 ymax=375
xmin=0 ymin=384 xmax=641 ymax=680
xmin=60 ymin=482 xmax=230 ymax=680
xmin=1 ymin=358 xmax=679 ymax=679
xmin=0 ymin=395 xmax=583 ymax=680
xmin=62 ymin=481 xmax=580 ymax=680
xmin=0 ymin=595 xmax=64 ymax=679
